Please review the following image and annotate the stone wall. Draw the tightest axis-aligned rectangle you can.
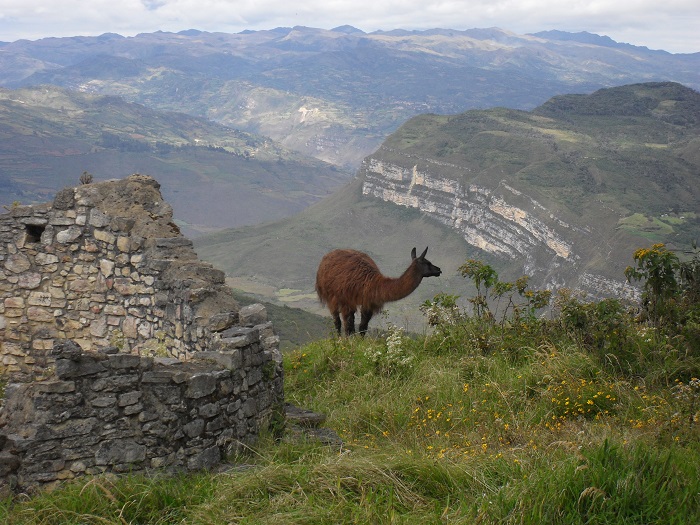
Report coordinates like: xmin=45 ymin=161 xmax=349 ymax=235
xmin=0 ymin=174 xmax=284 ymax=492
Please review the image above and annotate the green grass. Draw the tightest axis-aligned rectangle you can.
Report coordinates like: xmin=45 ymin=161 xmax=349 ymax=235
xmin=3 ymin=311 xmax=699 ymax=524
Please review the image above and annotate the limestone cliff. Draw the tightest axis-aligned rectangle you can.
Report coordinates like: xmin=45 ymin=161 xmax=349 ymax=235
xmin=360 ymin=152 xmax=640 ymax=300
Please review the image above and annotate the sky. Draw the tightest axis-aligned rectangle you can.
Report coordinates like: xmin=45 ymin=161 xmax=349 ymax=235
xmin=1 ymin=0 xmax=699 ymax=54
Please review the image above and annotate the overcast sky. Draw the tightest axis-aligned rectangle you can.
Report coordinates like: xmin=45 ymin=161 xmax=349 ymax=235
xmin=1 ymin=0 xmax=698 ymax=54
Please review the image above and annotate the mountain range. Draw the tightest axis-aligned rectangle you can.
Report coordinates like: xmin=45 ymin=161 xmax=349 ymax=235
xmin=2 ymin=26 xmax=698 ymax=170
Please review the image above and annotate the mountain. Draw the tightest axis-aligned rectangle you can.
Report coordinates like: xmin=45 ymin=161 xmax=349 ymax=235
xmin=194 ymin=82 xmax=700 ymax=323
xmin=1 ymin=27 xmax=698 ymax=169
xmin=0 ymin=86 xmax=349 ymax=236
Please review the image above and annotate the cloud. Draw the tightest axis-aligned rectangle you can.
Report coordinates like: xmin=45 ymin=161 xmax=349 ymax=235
xmin=0 ymin=0 xmax=698 ymax=53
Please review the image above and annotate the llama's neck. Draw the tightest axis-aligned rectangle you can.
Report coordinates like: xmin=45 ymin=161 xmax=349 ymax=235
xmin=379 ymin=266 xmax=422 ymax=303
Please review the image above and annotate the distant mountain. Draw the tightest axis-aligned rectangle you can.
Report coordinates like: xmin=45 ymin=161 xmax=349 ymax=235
xmin=194 ymin=82 xmax=700 ymax=322
xmin=1 ymin=27 xmax=697 ymax=169
xmin=530 ymin=30 xmax=641 ymax=49
xmin=0 ymin=86 xmax=349 ymax=236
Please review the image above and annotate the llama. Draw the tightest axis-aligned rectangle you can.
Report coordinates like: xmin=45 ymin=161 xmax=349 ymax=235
xmin=315 ymin=247 xmax=442 ymax=336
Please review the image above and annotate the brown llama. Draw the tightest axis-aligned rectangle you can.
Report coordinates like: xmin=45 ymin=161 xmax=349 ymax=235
xmin=315 ymin=247 xmax=442 ymax=336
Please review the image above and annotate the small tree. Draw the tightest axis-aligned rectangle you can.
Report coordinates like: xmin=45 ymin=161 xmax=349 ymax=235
xmin=624 ymin=243 xmax=680 ymax=326
xmin=458 ymin=259 xmax=551 ymax=324
xmin=458 ymin=259 xmax=498 ymax=319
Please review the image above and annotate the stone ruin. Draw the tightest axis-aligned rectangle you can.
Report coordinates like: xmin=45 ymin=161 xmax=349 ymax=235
xmin=0 ymin=174 xmax=284 ymax=493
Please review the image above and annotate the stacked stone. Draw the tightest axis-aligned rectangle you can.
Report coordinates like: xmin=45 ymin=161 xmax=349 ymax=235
xmin=0 ymin=174 xmax=254 ymax=380
xmin=0 ymin=174 xmax=285 ymax=492
xmin=0 ymin=338 xmax=283 ymax=491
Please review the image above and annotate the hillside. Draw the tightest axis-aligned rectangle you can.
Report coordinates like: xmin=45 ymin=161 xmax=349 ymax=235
xmin=361 ymin=82 xmax=700 ymax=293
xmin=3 ymin=288 xmax=700 ymax=522
xmin=0 ymin=86 xmax=349 ymax=236
xmin=2 ymin=27 xmax=698 ymax=169
xmin=196 ymin=178 xmax=475 ymax=329
xmin=195 ymin=82 xmax=700 ymax=321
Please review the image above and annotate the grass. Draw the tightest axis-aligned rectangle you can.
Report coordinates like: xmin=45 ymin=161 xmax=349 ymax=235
xmin=3 ymin=306 xmax=699 ymax=524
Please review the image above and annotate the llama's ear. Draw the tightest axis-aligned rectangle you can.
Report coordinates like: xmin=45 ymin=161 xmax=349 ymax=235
xmin=411 ymin=247 xmax=417 ymax=259
xmin=419 ymin=247 xmax=428 ymax=259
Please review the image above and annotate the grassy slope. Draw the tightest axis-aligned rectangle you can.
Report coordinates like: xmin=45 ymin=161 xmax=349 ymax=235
xmin=4 ymin=313 xmax=699 ymax=524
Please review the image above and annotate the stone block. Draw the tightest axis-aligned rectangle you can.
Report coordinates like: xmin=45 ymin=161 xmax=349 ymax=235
xmin=187 ymin=446 xmax=220 ymax=471
xmin=118 ymin=391 xmax=142 ymax=407
xmin=4 ymin=296 xmax=25 ymax=308
xmin=207 ymin=312 xmax=238 ymax=332
xmin=35 ymin=381 xmax=76 ymax=394
xmin=186 ymin=374 xmax=217 ymax=399
xmin=123 ymin=404 xmax=143 ymax=416
xmin=141 ymin=371 xmax=176 ymax=384
xmin=35 ymin=418 xmax=98 ymax=441
xmin=4 ymin=253 xmax=31 ymax=273
xmin=182 ymin=419 xmax=205 ymax=438
xmin=89 ymin=209 xmax=111 ymax=228
xmin=199 ymin=403 xmax=220 ymax=419
xmin=35 ymin=253 xmax=59 ymax=265
xmin=56 ymin=226 xmax=82 ymax=244
xmin=193 ymin=351 xmax=241 ymax=370
xmin=93 ymin=230 xmax=116 ymax=245
xmin=95 ymin=440 xmax=146 ymax=466
xmin=108 ymin=354 xmax=142 ymax=369
xmin=206 ymin=416 xmax=226 ymax=433
xmin=55 ymin=357 xmax=106 ymax=379
xmin=239 ymin=304 xmax=267 ymax=326
xmin=89 ymin=317 xmax=108 ymax=338
xmin=17 ymin=272 xmax=42 ymax=289
xmin=28 ymin=292 xmax=52 ymax=306
xmin=52 ymin=340 xmax=83 ymax=360
xmin=99 ymin=259 xmax=115 ymax=277
xmin=91 ymin=395 xmax=117 ymax=408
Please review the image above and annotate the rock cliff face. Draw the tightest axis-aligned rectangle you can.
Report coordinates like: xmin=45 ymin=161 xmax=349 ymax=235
xmin=361 ymin=152 xmax=640 ymax=300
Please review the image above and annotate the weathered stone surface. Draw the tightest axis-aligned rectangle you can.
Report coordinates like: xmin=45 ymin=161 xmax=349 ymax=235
xmin=207 ymin=312 xmax=238 ymax=332
xmin=186 ymin=374 xmax=217 ymax=399
xmin=108 ymin=354 xmax=143 ymax=370
xmin=239 ymin=303 xmax=267 ymax=326
xmin=52 ymin=340 xmax=83 ymax=361
xmin=16 ymin=272 xmax=41 ymax=289
xmin=52 ymin=188 xmax=75 ymax=210
xmin=187 ymin=446 xmax=220 ymax=471
xmin=35 ymin=381 xmax=76 ymax=394
xmin=95 ymin=440 xmax=146 ymax=466
xmin=0 ymin=175 xmax=284 ymax=493
xmin=55 ymin=226 xmax=82 ymax=244
xmin=4 ymin=253 xmax=31 ymax=274
xmin=183 ymin=419 xmax=205 ymax=438
xmin=55 ymin=357 xmax=107 ymax=379
xmin=285 ymin=403 xmax=327 ymax=428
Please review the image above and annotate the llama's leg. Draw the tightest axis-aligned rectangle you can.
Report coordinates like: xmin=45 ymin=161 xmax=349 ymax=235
xmin=332 ymin=310 xmax=342 ymax=335
xmin=359 ymin=308 xmax=373 ymax=336
xmin=342 ymin=310 xmax=356 ymax=336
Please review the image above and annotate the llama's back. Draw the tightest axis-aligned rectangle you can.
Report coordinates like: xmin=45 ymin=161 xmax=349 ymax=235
xmin=315 ymin=249 xmax=381 ymax=310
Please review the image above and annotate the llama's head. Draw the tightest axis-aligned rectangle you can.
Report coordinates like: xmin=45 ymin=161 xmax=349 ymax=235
xmin=411 ymin=247 xmax=442 ymax=278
